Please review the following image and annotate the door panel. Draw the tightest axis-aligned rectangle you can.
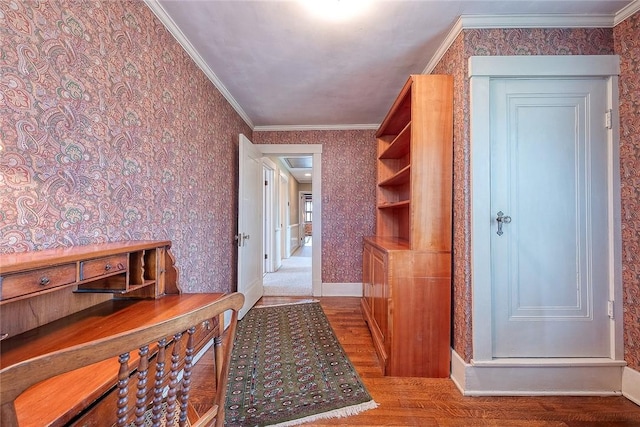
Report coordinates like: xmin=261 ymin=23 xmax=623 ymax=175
xmin=237 ymin=134 xmax=263 ymax=319
xmin=491 ymin=78 xmax=610 ymax=357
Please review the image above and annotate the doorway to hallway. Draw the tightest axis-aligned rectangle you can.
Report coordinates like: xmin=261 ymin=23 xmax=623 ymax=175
xmin=257 ymin=144 xmax=322 ymax=297
xmin=263 ymin=236 xmax=312 ymax=296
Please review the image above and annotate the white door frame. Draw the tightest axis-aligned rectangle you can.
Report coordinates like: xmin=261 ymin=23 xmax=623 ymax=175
xmin=299 ymin=191 xmax=312 ymax=247
xmin=263 ymin=158 xmax=277 ymax=273
xmin=257 ymin=144 xmax=322 ymax=297
xmin=279 ymin=172 xmax=290 ymax=260
xmin=457 ymin=55 xmax=624 ymax=395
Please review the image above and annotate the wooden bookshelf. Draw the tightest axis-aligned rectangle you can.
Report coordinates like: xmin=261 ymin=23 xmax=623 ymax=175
xmin=362 ymin=75 xmax=453 ymax=377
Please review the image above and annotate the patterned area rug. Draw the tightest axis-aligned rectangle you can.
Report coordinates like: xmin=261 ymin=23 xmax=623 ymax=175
xmin=225 ymin=301 xmax=377 ymax=426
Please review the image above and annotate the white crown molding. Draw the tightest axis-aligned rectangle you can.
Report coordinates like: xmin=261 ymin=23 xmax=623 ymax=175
xmin=254 ymin=124 xmax=378 ymax=132
xmin=459 ymin=13 xmax=615 ymax=29
xmin=615 ymin=0 xmax=640 ymax=25
xmin=422 ymin=17 xmax=464 ymax=74
xmin=143 ymin=0 xmax=254 ymax=130
xmin=422 ymin=8 xmax=637 ymax=74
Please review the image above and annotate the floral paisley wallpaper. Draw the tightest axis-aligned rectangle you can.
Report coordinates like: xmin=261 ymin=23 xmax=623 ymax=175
xmin=253 ymin=130 xmax=377 ymax=284
xmin=432 ymin=33 xmax=471 ymax=366
xmin=432 ymin=24 xmax=640 ymax=371
xmin=615 ymin=11 xmax=640 ymax=371
xmin=0 ymin=0 xmax=252 ymax=293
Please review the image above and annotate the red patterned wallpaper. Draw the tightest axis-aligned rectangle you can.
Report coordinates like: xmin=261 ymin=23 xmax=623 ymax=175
xmin=253 ymin=130 xmax=377 ymax=284
xmin=432 ymin=34 xmax=472 ymax=365
xmin=0 ymin=0 xmax=252 ymax=293
xmin=615 ymin=11 xmax=640 ymax=371
xmin=465 ymin=27 xmax=614 ymax=55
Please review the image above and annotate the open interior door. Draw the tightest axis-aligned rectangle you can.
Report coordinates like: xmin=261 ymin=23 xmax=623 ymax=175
xmin=237 ymin=134 xmax=263 ymax=319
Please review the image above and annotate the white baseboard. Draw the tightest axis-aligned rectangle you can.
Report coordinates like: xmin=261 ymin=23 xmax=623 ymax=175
xmin=622 ymin=366 xmax=640 ymax=406
xmin=451 ymin=349 xmax=626 ymax=396
xmin=450 ymin=348 xmax=468 ymax=393
xmin=194 ymin=338 xmax=214 ymax=364
xmin=289 ymin=243 xmax=300 ymax=257
xmin=321 ymin=282 xmax=362 ymax=297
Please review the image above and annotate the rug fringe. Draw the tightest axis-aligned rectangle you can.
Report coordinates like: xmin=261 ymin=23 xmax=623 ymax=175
xmin=253 ymin=299 xmax=319 ymax=309
xmin=266 ymin=399 xmax=379 ymax=427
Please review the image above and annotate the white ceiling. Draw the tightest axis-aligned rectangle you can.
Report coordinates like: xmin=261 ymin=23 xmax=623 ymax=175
xmin=148 ymin=0 xmax=637 ymax=131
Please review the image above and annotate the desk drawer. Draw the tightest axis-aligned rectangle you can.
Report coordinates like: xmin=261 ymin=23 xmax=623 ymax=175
xmin=192 ymin=317 xmax=220 ymax=348
xmin=1 ymin=264 xmax=77 ymax=300
xmin=81 ymin=255 xmax=128 ymax=281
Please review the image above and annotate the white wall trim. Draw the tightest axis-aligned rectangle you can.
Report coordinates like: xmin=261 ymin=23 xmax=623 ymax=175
xmin=321 ymin=282 xmax=362 ymax=297
xmin=451 ymin=349 xmax=625 ymax=396
xmin=423 ymin=6 xmax=636 ymax=75
xmin=615 ymin=0 xmax=640 ymax=26
xmin=254 ymin=124 xmax=378 ymax=132
xmin=422 ymin=17 xmax=464 ymax=74
xmin=469 ymin=70 xmax=493 ymax=361
xmin=450 ymin=348 xmax=468 ymax=393
xmin=258 ymin=145 xmax=322 ymax=154
xmin=263 ymin=158 xmax=277 ymax=273
xmin=622 ymin=367 xmax=640 ymax=406
xmin=288 ymin=224 xmax=300 ymax=257
xmin=469 ymin=55 xmax=620 ymax=77
xmin=607 ymin=74 xmax=625 ymax=361
xmin=459 ymin=14 xmax=615 ymax=29
xmin=144 ymin=0 xmax=254 ymax=129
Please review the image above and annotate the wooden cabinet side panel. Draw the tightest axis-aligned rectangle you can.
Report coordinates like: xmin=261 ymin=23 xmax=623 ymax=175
xmin=164 ymin=248 xmax=180 ymax=294
xmin=129 ymin=251 xmax=145 ymax=286
xmin=156 ymin=246 xmax=166 ymax=296
xmin=371 ymin=249 xmax=388 ymax=347
xmin=410 ymin=75 xmax=454 ymax=251
xmin=360 ymin=298 xmax=388 ymax=374
xmin=389 ymin=276 xmax=451 ymax=377
xmin=362 ymin=245 xmax=373 ymax=312
xmin=387 ymin=251 xmax=451 ymax=378
xmin=361 ymin=242 xmax=389 ymax=373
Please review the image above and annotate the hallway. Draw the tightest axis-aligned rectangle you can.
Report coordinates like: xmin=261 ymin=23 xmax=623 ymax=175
xmin=263 ymin=237 xmax=312 ymax=296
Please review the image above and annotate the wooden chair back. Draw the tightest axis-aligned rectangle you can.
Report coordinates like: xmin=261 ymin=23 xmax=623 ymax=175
xmin=0 ymin=292 xmax=244 ymax=427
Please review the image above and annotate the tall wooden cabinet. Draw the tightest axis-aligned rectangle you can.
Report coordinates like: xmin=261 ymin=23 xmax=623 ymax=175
xmin=362 ymin=74 xmax=453 ymax=377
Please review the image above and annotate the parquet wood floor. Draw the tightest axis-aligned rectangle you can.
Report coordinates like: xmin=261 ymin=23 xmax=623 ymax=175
xmin=189 ymin=296 xmax=640 ymax=426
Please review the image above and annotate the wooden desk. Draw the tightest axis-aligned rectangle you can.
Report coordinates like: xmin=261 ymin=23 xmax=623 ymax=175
xmin=0 ymin=241 xmax=224 ymax=426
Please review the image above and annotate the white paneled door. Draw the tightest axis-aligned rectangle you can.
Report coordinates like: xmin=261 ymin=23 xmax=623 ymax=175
xmin=490 ymin=78 xmax=611 ymax=358
xmin=237 ymin=134 xmax=263 ymax=319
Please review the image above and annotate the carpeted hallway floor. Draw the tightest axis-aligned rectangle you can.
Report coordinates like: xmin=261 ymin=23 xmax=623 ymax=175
xmin=263 ymin=237 xmax=312 ymax=296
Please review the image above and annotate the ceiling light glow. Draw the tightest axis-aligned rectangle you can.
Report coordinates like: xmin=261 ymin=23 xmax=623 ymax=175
xmin=300 ymin=0 xmax=371 ymax=22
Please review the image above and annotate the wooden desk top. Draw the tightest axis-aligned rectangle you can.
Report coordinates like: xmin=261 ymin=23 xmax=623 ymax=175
xmin=2 ymin=293 xmax=226 ymax=426
xmin=1 ymin=293 xmax=224 ymax=368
